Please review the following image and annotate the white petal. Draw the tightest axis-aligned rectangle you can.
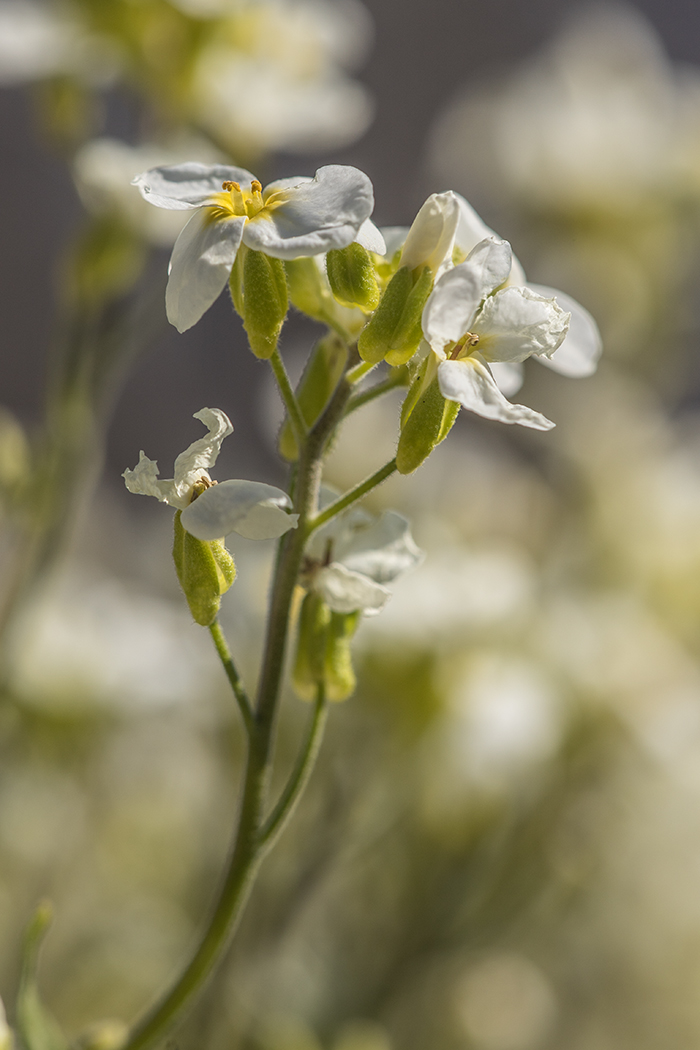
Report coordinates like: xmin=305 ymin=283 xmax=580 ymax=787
xmin=473 ymin=286 xmax=570 ymax=363
xmin=400 ymin=191 xmax=459 ymax=277
xmin=122 ymin=452 xmax=177 ymax=505
xmin=337 ymin=511 xmax=424 ymax=584
xmin=380 ymin=226 xmax=410 ymax=258
xmin=465 ymin=237 xmax=513 ymax=295
xmin=170 ymin=408 xmax=233 ymax=506
xmin=455 ymin=194 xmax=528 ymax=284
xmin=166 ymin=209 xmax=245 ymax=332
xmin=132 ymin=162 xmax=256 ymax=210
xmin=356 ymin=218 xmax=386 ymax=254
xmin=242 ymin=164 xmax=375 ymax=259
xmin=422 ymin=263 xmax=484 ymax=352
xmin=438 ymin=357 xmax=555 ymax=431
xmin=526 ymin=284 xmax=602 ymax=377
xmin=315 ymin=563 xmax=390 ymax=615
xmin=181 ymin=479 xmax=298 ymax=541
xmin=489 ymin=361 xmax=525 ymax=396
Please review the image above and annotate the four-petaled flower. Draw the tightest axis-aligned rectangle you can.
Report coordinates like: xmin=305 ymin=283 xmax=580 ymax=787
xmin=133 ymin=163 xmax=384 ymax=333
xmin=123 ymin=408 xmax=298 ymax=541
xmin=303 ymin=500 xmax=424 ymax=615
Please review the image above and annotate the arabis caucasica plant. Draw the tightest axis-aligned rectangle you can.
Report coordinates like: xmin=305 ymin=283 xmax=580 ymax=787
xmin=31 ymin=163 xmax=600 ymax=1050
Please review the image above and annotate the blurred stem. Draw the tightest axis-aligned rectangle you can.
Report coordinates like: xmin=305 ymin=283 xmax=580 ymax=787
xmin=269 ymin=348 xmax=307 ymax=445
xmin=345 ymin=366 xmax=409 ymax=417
xmin=208 ymin=620 xmax=253 ymax=733
xmin=308 ymin=458 xmax=398 ymax=534
xmin=258 ymin=684 xmax=328 ymax=851
xmin=346 ymin=360 xmax=375 ymax=384
xmin=121 ymin=370 xmax=354 ymax=1050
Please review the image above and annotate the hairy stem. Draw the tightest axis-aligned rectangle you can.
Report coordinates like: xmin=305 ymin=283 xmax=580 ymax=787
xmin=269 ymin=348 xmax=307 ymax=446
xmin=308 ymin=458 xmax=398 ymax=534
xmin=208 ymin=620 xmax=254 ymax=734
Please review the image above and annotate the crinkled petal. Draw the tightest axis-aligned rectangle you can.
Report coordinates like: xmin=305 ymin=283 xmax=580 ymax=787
xmin=133 ymin=162 xmax=256 ymax=210
xmin=166 ymin=209 xmax=246 ymax=332
xmin=489 ymin=361 xmax=525 ymax=396
xmin=422 ymin=263 xmax=483 ymax=352
xmin=122 ymin=452 xmax=177 ymax=505
xmin=473 ymin=286 xmax=570 ymax=363
xmin=242 ymin=164 xmax=374 ymax=259
xmin=356 ymin=218 xmax=386 ymax=254
xmin=400 ymin=191 xmax=459 ymax=278
xmin=315 ymin=563 xmax=391 ymax=615
xmin=181 ymin=479 xmax=298 ymax=541
xmin=527 ymin=284 xmax=603 ymax=377
xmin=337 ymin=511 xmax=424 ymax=584
xmin=170 ymin=408 xmax=233 ymax=506
xmin=438 ymin=357 xmax=555 ymax=430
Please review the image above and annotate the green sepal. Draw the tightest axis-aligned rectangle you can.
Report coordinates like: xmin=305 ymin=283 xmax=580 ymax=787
xmin=358 ymin=265 xmax=433 ymax=366
xmin=293 ymin=592 xmax=331 ymax=701
xmin=16 ymin=901 xmax=70 ymax=1050
xmin=242 ymin=250 xmax=289 ymax=359
xmin=326 ymin=243 xmax=379 ymax=311
xmin=228 ymin=246 xmax=245 ymax=317
xmin=396 ymin=376 xmax=460 ymax=475
xmin=284 ymin=257 xmax=327 ymax=320
xmin=278 ymin=334 xmax=349 ymax=462
xmin=173 ymin=511 xmax=236 ymax=627
xmin=324 ymin=611 xmax=360 ymax=701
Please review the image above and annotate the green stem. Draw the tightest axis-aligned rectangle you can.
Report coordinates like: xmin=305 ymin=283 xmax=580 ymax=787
xmin=308 ymin=458 xmax=398 ymax=534
xmin=208 ymin=620 xmax=254 ymax=734
xmin=258 ymin=685 xmax=328 ymax=851
xmin=346 ymin=360 xmax=375 ymax=385
xmin=345 ymin=367 xmax=409 ymax=417
xmin=269 ymin=348 xmax=307 ymax=446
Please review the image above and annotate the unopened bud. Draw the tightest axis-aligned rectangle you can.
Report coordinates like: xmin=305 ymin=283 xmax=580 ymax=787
xmin=293 ymin=592 xmax=331 ymax=701
xmin=241 ymin=249 xmax=289 ymax=359
xmin=173 ymin=511 xmax=236 ymax=626
xmin=326 ymin=243 xmax=379 ymax=311
xmin=324 ymin=610 xmax=360 ymax=701
xmin=278 ymin=335 xmax=348 ymax=462
xmin=358 ymin=265 xmax=433 ymax=366
xmin=396 ymin=366 xmax=459 ymax=474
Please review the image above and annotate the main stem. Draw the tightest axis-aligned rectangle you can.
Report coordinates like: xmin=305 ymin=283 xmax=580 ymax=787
xmin=121 ymin=373 xmax=353 ymax=1050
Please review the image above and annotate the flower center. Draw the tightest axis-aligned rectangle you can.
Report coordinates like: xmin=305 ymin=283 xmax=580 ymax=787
xmin=189 ymin=476 xmax=216 ymax=503
xmin=449 ymin=332 xmax=479 ymax=360
xmin=208 ymin=179 xmax=267 ymax=220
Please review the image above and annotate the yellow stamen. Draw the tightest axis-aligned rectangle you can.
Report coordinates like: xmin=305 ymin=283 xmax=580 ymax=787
xmin=449 ymin=333 xmax=479 ymax=360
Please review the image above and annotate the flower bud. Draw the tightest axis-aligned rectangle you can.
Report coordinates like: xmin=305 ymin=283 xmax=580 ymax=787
xmin=293 ymin=592 xmax=331 ymax=701
xmin=173 ymin=510 xmax=236 ymax=626
xmin=358 ymin=265 xmax=433 ymax=366
xmin=278 ymin=334 xmax=348 ymax=462
xmin=326 ymin=243 xmax=379 ymax=311
xmin=324 ymin=610 xmax=360 ymax=701
xmin=284 ymin=257 xmax=327 ymax=320
xmin=241 ymin=249 xmax=289 ymax=359
xmin=396 ymin=365 xmax=460 ymax=474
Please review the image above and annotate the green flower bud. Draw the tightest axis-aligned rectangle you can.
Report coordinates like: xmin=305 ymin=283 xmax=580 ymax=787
xmin=278 ymin=334 xmax=349 ymax=462
xmin=326 ymin=243 xmax=379 ymax=311
xmin=293 ymin=592 xmax=331 ymax=701
xmin=241 ymin=249 xmax=289 ymax=359
xmin=284 ymin=257 xmax=327 ymax=320
xmin=324 ymin=610 xmax=360 ymax=702
xmin=358 ymin=265 xmax=433 ymax=366
xmin=396 ymin=366 xmax=460 ymax=474
xmin=173 ymin=509 xmax=236 ymax=626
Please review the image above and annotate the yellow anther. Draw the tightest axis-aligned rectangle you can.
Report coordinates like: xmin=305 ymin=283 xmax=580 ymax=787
xmin=251 ymin=179 xmax=263 ymax=195
xmin=221 ymin=180 xmax=241 ymax=192
xmin=465 ymin=332 xmax=480 ymax=347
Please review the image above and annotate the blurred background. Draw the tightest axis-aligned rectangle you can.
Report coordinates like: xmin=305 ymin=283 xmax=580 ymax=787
xmin=5 ymin=1 xmax=700 ymax=1048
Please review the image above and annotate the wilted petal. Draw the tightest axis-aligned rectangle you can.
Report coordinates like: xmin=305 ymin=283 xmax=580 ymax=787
xmin=473 ymin=286 xmax=570 ymax=363
xmin=489 ymin=361 xmax=525 ymax=396
xmin=122 ymin=452 xmax=177 ymax=505
xmin=400 ymin=191 xmax=459 ymax=277
xmin=315 ymin=563 xmax=390 ymax=615
xmin=181 ymin=479 xmax=298 ymax=541
xmin=527 ymin=283 xmax=602 ymax=377
xmin=338 ymin=511 xmax=424 ymax=584
xmin=166 ymin=209 xmax=246 ymax=332
xmin=243 ymin=164 xmax=375 ymax=258
xmin=170 ymin=408 xmax=233 ymax=505
xmin=422 ymin=262 xmax=484 ymax=352
xmin=438 ymin=357 xmax=555 ymax=430
xmin=356 ymin=218 xmax=386 ymax=254
xmin=133 ymin=162 xmax=256 ymax=210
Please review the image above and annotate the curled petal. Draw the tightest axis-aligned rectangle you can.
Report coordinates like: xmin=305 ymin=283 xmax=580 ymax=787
xmin=122 ymin=452 xmax=176 ymax=505
xmin=473 ymin=286 xmax=570 ymax=363
xmin=438 ymin=357 xmax=555 ymax=430
xmin=527 ymin=284 xmax=602 ymax=377
xmin=400 ymin=191 xmax=459 ymax=277
xmin=133 ymin=162 xmax=256 ymax=210
xmin=243 ymin=164 xmax=375 ymax=259
xmin=422 ymin=262 xmax=484 ymax=352
xmin=180 ymin=479 xmax=298 ymax=541
xmin=465 ymin=238 xmax=513 ymax=296
xmin=166 ymin=209 xmax=246 ymax=332
xmin=315 ymin=563 xmax=391 ymax=615
xmin=489 ymin=361 xmax=525 ymax=396
xmin=355 ymin=218 xmax=386 ymax=254
xmin=171 ymin=408 xmax=233 ymax=506
xmin=337 ymin=511 xmax=424 ymax=584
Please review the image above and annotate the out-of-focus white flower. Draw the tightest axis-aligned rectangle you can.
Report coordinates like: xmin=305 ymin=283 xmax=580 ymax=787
xmin=73 ymin=136 xmax=224 ymax=246
xmin=123 ymin=408 xmax=298 ymax=541
xmin=0 ymin=0 xmax=117 ymax=84
xmin=134 ymin=162 xmax=380 ymax=331
xmin=303 ymin=503 xmax=423 ymax=615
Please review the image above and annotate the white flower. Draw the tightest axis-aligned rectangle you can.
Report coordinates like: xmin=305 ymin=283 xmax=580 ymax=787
xmin=420 ymin=235 xmax=570 ymax=430
xmin=123 ymin=408 xmax=298 ymax=541
xmin=133 ymin=162 xmax=381 ymax=332
xmin=304 ymin=502 xmax=424 ymax=615
xmin=398 ymin=190 xmax=460 ymax=278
